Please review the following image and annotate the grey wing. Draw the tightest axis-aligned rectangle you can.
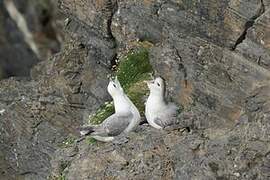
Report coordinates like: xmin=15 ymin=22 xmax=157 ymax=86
xmin=102 ymin=113 xmax=133 ymax=136
xmin=154 ymin=112 xmax=177 ymax=128
xmin=153 ymin=117 xmax=166 ymax=128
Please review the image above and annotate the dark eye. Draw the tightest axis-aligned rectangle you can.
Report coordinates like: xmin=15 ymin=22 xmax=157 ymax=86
xmin=157 ymin=83 xmax=160 ymax=86
xmin=113 ymin=84 xmax=116 ymax=88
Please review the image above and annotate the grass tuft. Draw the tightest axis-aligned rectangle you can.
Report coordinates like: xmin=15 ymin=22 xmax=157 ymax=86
xmin=59 ymin=136 xmax=76 ymax=148
xmin=116 ymin=48 xmax=153 ymax=90
xmin=86 ymin=137 xmax=97 ymax=145
xmin=89 ymin=102 xmax=114 ymax=125
xmin=88 ymin=45 xmax=153 ymax=125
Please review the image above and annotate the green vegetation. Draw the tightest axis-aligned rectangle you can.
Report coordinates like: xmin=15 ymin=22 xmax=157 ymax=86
xmin=86 ymin=137 xmax=97 ymax=145
xmin=126 ymin=79 xmax=149 ymax=113
xmin=57 ymin=174 xmax=66 ymax=180
xmin=89 ymin=102 xmax=114 ymax=125
xmin=116 ymin=48 xmax=153 ymax=90
xmin=59 ymin=136 xmax=76 ymax=148
xmin=88 ymin=45 xmax=154 ymax=125
xmin=49 ymin=174 xmax=66 ymax=180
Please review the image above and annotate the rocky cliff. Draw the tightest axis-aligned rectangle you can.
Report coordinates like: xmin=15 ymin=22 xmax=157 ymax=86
xmin=0 ymin=0 xmax=270 ymax=180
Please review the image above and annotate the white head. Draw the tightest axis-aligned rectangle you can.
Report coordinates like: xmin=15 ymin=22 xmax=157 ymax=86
xmin=107 ymin=76 xmax=124 ymax=97
xmin=146 ymin=76 xmax=166 ymax=97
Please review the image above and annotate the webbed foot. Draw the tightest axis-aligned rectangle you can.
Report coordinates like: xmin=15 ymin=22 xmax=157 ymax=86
xmin=112 ymin=134 xmax=129 ymax=145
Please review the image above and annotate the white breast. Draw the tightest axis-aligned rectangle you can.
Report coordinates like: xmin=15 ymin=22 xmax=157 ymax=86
xmin=145 ymin=95 xmax=165 ymax=129
xmin=123 ymin=94 xmax=141 ymax=133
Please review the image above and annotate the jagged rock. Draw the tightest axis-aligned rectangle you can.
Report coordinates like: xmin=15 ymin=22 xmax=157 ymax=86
xmin=0 ymin=2 xmax=38 ymax=79
xmin=50 ymin=0 xmax=270 ymax=179
xmin=0 ymin=0 xmax=61 ymax=79
xmin=236 ymin=7 xmax=270 ymax=69
xmin=112 ymin=0 xmax=265 ymax=48
xmin=59 ymin=0 xmax=117 ymax=66
xmin=0 ymin=0 xmax=115 ymax=179
xmin=0 ymin=0 xmax=270 ymax=179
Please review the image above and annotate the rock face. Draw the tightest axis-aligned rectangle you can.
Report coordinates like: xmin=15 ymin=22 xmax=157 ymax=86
xmin=0 ymin=0 xmax=61 ymax=79
xmin=0 ymin=0 xmax=270 ymax=179
xmin=0 ymin=0 xmax=114 ymax=179
xmin=0 ymin=0 xmax=37 ymax=79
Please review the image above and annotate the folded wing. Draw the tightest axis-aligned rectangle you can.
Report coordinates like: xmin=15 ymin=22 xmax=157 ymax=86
xmin=81 ymin=112 xmax=133 ymax=137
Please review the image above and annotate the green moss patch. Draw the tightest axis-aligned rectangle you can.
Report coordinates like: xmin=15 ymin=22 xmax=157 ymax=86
xmin=88 ymin=46 xmax=153 ymax=125
xmin=126 ymin=80 xmax=149 ymax=113
xmin=50 ymin=174 xmax=66 ymax=180
xmin=86 ymin=137 xmax=97 ymax=145
xmin=116 ymin=48 xmax=153 ymax=90
xmin=59 ymin=136 xmax=76 ymax=148
xmin=89 ymin=102 xmax=114 ymax=125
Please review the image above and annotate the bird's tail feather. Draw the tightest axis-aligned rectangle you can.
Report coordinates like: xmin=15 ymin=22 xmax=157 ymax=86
xmin=80 ymin=125 xmax=95 ymax=136
xmin=91 ymin=136 xmax=114 ymax=142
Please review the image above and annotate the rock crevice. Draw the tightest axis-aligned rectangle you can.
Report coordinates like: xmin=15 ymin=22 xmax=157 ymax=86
xmin=231 ymin=0 xmax=266 ymax=50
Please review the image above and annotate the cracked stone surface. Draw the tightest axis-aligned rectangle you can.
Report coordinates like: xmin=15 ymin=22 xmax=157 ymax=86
xmin=0 ymin=0 xmax=62 ymax=79
xmin=0 ymin=0 xmax=270 ymax=179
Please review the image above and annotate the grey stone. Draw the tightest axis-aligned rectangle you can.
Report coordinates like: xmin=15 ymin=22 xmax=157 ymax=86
xmin=1 ymin=0 xmax=270 ymax=179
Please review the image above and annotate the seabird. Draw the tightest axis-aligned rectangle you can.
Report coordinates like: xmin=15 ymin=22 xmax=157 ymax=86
xmin=145 ymin=77 xmax=179 ymax=129
xmin=80 ymin=77 xmax=141 ymax=142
